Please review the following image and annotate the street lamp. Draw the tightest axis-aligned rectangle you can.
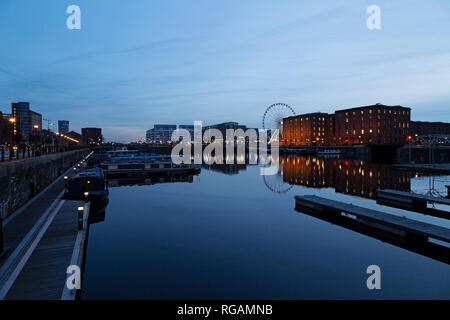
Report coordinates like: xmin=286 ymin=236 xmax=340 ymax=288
xmin=77 ymin=206 xmax=84 ymax=230
xmin=407 ymin=136 xmax=413 ymax=164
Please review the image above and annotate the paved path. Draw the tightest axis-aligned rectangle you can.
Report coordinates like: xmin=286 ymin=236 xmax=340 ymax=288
xmin=1 ymin=166 xmax=75 ymax=258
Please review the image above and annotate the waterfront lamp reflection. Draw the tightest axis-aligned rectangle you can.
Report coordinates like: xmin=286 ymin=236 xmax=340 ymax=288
xmin=279 ymin=155 xmax=411 ymax=199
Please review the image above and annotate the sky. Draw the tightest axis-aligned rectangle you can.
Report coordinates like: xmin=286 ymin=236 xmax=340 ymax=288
xmin=1 ymin=0 xmax=450 ymax=142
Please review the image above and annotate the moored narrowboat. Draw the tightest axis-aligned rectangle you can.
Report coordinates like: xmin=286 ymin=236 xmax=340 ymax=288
xmin=64 ymin=167 xmax=109 ymax=200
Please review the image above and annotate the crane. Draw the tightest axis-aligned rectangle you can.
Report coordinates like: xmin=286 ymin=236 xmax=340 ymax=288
xmin=43 ymin=118 xmax=54 ymax=131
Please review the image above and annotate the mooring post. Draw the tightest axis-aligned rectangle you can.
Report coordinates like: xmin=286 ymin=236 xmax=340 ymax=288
xmin=1 ymin=146 xmax=4 ymax=162
xmin=77 ymin=206 xmax=84 ymax=230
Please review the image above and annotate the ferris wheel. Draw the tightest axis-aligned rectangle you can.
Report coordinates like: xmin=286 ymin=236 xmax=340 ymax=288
xmin=262 ymin=166 xmax=293 ymax=194
xmin=262 ymin=103 xmax=295 ymax=131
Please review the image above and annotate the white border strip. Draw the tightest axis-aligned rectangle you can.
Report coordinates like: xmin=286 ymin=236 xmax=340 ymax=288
xmin=61 ymin=202 xmax=90 ymax=300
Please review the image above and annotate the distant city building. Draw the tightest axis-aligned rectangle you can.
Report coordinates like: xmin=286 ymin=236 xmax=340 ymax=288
xmin=11 ymin=102 xmax=43 ymax=144
xmin=283 ymin=112 xmax=335 ymax=146
xmin=283 ymin=104 xmax=411 ymax=146
xmin=58 ymin=120 xmax=69 ymax=134
xmin=334 ymin=104 xmax=410 ymax=145
xmin=410 ymin=121 xmax=450 ymax=137
xmin=204 ymin=122 xmax=247 ymax=142
xmin=82 ymin=127 xmax=103 ymax=145
xmin=0 ymin=112 xmax=14 ymax=145
xmin=29 ymin=110 xmax=42 ymax=144
xmin=42 ymin=129 xmax=55 ymax=145
xmin=57 ymin=130 xmax=84 ymax=147
xmin=179 ymin=125 xmax=195 ymax=141
xmin=146 ymin=125 xmax=177 ymax=143
xmin=12 ymin=102 xmax=31 ymax=141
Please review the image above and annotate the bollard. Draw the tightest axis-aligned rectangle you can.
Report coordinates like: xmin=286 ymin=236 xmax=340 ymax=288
xmin=1 ymin=146 xmax=4 ymax=162
xmin=77 ymin=206 xmax=84 ymax=230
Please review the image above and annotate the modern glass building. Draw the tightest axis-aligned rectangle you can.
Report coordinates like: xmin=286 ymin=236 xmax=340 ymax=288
xmin=58 ymin=120 xmax=69 ymax=134
xmin=146 ymin=124 xmax=177 ymax=143
xmin=12 ymin=102 xmax=30 ymax=142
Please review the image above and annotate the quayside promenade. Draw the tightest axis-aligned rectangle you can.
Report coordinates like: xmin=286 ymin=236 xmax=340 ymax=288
xmin=0 ymin=151 xmax=92 ymax=300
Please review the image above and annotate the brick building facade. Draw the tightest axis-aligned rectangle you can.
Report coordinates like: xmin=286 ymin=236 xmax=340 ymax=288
xmin=334 ymin=104 xmax=411 ymax=145
xmin=282 ymin=113 xmax=335 ymax=146
xmin=282 ymin=104 xmax=412 ymax=146
xmin=410 ymin=121 xmax=450 ymax=137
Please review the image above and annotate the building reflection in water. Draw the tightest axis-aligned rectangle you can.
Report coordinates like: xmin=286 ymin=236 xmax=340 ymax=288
xmin=202 ymin=152 xmax=257 ymax=175
xmin=89 ymin=173 xmax=199 ymax=224
xmin=107 ymin=174 xmax=196 ymax=188
xmin=281 ymin=155 xmax=411 ymax=199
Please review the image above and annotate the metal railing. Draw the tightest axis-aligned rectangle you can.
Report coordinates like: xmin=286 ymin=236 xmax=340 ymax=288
xmin=0 ymin=145 xmax=84 ymax=163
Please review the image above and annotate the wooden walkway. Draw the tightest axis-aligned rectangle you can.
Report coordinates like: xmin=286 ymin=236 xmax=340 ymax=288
xmin=377 ymin=189 xmax=450 ymax=206
xmin=392 ymin=163 xmax=450 ymax=174
xmin=295 ymin=195 xmax=450 ymax=244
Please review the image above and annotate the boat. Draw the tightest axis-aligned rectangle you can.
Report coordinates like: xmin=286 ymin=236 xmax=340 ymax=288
xmin=286 ymin=148 xmax=308 ymax=154
xmin=99 ymin=152 xmax=201 ymax=176
xmin=317 ymin=149 xmax=342 ymax=156
xmin=64 ymin=167 xmax=109 ymax=200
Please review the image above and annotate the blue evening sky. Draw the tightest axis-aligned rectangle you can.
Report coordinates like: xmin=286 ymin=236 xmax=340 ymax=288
xmin=1 ymin=0 xmax=449 ymax=142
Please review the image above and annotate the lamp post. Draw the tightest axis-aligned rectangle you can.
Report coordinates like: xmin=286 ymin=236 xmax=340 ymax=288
xmin=77 ymin=206 xmax=84 ymax=230
xmin=408 ymin=136 xmax=412 ymax=164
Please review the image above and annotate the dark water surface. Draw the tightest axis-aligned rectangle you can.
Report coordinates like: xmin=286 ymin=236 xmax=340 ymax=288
xmin=81 ymin=157 xmax=450 ymax=299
